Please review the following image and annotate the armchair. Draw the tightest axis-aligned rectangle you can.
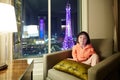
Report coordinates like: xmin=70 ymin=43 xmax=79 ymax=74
xmin=43 ymin=39 xmax=120 ymax=80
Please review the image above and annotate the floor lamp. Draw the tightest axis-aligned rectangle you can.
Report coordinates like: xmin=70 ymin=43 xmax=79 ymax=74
xmin=0 ymin=3 xmax=17 ymax=70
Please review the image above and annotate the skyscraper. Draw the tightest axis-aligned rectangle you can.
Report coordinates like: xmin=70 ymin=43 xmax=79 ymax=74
xmin=62 ymin=1 xmax=74 ymax=50
xmin=39 ymin=18 xmax=45 ymax=40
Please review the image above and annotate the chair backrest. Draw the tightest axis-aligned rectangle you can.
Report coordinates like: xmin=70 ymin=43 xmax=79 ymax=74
xmin=91 ymin=39 xmax=113 ymax=60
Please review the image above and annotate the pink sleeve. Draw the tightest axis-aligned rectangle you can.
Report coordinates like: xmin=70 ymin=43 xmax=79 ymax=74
xmin=72 ymin=46 xmax=78 ymax=61
xmin=90 ymin=48 xmax=96 ymax=55
xmin=84 ymin=48 xmax=96 ymax=58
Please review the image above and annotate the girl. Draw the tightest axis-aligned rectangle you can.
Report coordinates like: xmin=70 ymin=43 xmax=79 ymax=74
xmin=72 ymin=31 xmax=99 ymax=66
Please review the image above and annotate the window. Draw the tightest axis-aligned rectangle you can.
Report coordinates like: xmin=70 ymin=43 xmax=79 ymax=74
xmin=14 ymin=0 xmax=81 ymax=59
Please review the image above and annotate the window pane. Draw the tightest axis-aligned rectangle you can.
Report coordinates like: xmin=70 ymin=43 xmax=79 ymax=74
xmin=13 ymin=0 xmax=79 ymax=59
xmin=51 ymin=0 xmax=78 ymax=52
xmin=14 ymin=0 xmax=48 ymax=58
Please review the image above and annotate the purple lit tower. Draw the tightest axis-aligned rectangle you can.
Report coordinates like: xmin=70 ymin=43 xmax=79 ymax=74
xmin=39 ymin=18 xmax=45 ymax=40
xmin=62 ymin=1 xmax=74 ymax=50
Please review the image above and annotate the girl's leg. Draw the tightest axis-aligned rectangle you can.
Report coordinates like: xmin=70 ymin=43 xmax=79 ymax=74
xmin=82 ymin=54 xmax=99 ymax=66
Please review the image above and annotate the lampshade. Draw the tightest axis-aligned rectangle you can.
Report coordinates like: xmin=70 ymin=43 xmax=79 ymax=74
xmin=0 ymin=3 xmax=17 ymax=32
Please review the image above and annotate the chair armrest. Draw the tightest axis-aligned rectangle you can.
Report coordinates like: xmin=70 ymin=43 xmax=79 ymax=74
xmin=43 ymin=49 xmax=72 ymax=80
xmin=88 ymin=52 xmax=120 ymax=80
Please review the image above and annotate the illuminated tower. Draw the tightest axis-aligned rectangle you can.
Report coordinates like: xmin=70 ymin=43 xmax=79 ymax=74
xmin=62 ymin=1 xmax=74 ymax=50
xmin=39 ymin=18 xmax=45 ymax=40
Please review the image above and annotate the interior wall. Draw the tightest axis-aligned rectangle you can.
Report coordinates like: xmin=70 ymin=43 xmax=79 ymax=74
xmin=81 ymin=0 xmax=88 ymax=32
xmin=117 ymin=0 xmax=120 ymax=51
xmin=113 ymin=0 xmax=118 ymax=51
xmin=83 ymin=0 xmax=114 ymax=39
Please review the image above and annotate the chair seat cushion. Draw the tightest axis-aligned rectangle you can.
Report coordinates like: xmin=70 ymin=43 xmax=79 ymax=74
xmin=53 ymin=59 xmax=91 ymax=80
xmin=48 ymin=69 xmax=81 ymax=80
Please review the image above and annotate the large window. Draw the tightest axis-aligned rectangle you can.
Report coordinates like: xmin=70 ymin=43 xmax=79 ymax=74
xmin=14 ymin=0 xmax=81 ymax=59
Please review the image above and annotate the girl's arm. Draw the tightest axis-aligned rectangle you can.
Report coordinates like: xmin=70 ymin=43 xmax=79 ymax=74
xmin=72 ymin=46 xmax=78 ymax=61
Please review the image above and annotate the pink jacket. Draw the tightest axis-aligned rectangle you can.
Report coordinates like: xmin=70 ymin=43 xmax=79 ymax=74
xmin=72 ymin=43 xmax=96 ymax=62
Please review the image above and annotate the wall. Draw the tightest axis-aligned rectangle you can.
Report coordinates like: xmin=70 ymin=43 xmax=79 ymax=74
xmin=82 ymin=0 xmax=114 ymax=39
xmin=82 ymin=0 xmax=88 ymax=32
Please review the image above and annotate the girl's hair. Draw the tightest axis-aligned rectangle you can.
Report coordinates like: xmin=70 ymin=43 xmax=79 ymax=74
xmin=76 ymin=31 xmax=91 ymax=45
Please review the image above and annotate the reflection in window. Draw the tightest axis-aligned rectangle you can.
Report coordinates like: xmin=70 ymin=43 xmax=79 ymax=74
xmin=14 ymin=0 xmax=79 ymax=59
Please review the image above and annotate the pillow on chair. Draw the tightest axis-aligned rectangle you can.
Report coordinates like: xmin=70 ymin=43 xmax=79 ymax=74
xmin=53 ymin=59 xmax=91 ymax=80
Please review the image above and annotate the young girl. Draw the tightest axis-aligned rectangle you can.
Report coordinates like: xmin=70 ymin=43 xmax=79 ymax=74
xmin=72 ymin=31 xmax=99 ymax=66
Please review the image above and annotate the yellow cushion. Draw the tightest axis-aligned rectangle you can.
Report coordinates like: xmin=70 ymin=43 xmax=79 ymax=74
xmin=53 ymin=59 xmax=91 ymax=80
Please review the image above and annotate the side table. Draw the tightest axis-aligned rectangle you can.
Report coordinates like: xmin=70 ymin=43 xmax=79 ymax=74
xmin=0 ymin=59 xmax=34 ymax=80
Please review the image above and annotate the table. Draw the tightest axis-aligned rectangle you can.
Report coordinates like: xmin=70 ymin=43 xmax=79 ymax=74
xmin=0 ymin=59 xmax=34 ymax=80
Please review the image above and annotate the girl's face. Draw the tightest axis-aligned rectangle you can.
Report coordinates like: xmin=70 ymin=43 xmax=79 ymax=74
xmin=78 ymin=34 xmax=87 ymax=46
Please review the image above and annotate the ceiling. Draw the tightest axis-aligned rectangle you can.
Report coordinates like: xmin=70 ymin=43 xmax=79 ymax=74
xmin=24 ymin=0 xmax=77 ymax=15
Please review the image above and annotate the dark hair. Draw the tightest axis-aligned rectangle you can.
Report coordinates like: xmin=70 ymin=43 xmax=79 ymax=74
xmin=76 ymin=31 xmax=91 ymax=45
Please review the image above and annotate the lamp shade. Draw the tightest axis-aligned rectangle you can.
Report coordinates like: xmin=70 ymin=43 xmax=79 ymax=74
xmin=0 ymin=3 xmax=17 ymax=32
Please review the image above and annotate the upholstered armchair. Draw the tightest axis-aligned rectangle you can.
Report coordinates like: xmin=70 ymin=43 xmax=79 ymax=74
xmin=43 ymin=39 xmax=120 ymax=80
